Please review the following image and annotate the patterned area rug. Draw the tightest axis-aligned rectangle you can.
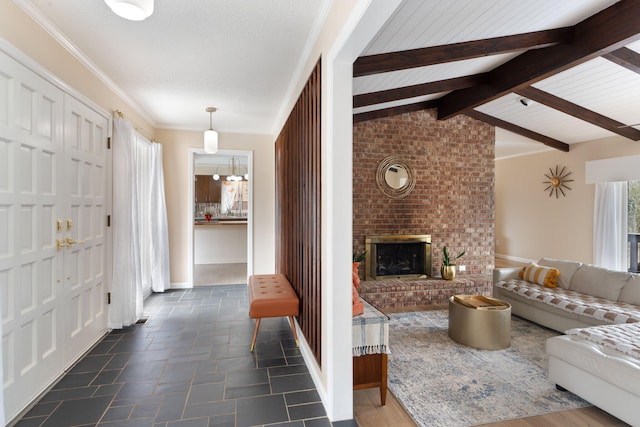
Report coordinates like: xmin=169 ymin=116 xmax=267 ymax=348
xmin=388 ymin=310 xmax=589 ymax=426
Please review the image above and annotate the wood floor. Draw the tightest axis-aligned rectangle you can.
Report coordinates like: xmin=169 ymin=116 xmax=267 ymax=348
xmin=353 ymin=257 xmax=630 ymax=427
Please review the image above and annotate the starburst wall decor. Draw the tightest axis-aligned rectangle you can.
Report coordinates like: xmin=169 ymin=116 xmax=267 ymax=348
xmin=543 ymin=165 xmax=574 ymax=198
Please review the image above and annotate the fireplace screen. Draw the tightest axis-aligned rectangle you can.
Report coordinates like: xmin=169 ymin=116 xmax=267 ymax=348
xmin=365 ymin=234 xmax=431 ymax=280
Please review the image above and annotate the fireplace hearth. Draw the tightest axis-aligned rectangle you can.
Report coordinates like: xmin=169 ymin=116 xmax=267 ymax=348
xmin=365 ymin=234 xmax=431 ymax=280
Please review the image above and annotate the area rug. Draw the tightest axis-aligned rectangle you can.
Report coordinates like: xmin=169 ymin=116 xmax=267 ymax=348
xmin=388 ymin=310 xmax=589 ymax=426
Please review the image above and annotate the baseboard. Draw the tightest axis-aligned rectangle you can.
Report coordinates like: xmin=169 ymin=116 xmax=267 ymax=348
xmin=170 ymin=282 xmax=191 ymax=289
xmin=194 ymin=259 xmax=247 ymax=265
xmin=495 ymin=254 xmax=535 ymax=264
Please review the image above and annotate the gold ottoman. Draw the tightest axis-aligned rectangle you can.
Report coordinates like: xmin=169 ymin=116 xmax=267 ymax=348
xmin=448 ymin=295 xmax=511 ymax=350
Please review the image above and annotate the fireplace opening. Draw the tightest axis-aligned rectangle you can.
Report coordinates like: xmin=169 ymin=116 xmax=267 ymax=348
xmin=365 ymin=234 xmax=431 ymax=280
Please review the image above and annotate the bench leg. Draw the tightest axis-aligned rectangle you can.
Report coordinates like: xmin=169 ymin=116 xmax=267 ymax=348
xmin=288 ymin=316 xmax=299 ymax=347
xmin=250 ymin=318 xmax=261 ymax=352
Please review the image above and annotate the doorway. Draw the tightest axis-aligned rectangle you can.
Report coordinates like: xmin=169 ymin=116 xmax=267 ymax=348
xmin=188 ymin=149 xmax=252 ymax=286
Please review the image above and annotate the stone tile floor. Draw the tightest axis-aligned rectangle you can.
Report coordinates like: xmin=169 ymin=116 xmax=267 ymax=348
xmin=15 ymin=285 xmax=355 ymax=427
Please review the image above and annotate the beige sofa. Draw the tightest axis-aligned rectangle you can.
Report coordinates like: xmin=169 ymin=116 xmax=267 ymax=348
xmin=493 ymin=258 xmax=640 ymax=426
xmin=493 ymin=258 xmax=640 ymax=332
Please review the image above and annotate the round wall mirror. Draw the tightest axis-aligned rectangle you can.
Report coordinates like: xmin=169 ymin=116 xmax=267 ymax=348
xmin=376 ymin=156 xmax=416 ymax=199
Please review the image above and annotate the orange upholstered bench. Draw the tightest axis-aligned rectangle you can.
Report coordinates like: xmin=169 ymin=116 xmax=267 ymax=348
xmin=248 ymin=274 xmax=300 ymax=352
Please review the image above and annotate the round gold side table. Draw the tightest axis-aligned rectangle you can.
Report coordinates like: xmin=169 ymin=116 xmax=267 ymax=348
xmin=448 ymin=295 xmax=511 ymax=350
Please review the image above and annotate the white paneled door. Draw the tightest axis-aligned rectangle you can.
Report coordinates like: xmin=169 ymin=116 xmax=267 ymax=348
xmin=0 ymin=50 xmax=109 ymax=422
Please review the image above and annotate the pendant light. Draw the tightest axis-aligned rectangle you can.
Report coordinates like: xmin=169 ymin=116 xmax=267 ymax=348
xmin=105 ymin=0 xmax=154 ymax=21
xmin=204 ymin=107 xmax=218 ymax=154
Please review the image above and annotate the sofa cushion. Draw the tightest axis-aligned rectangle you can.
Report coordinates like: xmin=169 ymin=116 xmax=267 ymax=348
xmin=538 ymin=258 xmax=582 ymax=289
xmin=619 ymin=274 xmax=640 ymax=305
xmin=519 ymin=263 xmax=559 ymax=288
xmin=570 ymin=264 xmax=629 ymax=301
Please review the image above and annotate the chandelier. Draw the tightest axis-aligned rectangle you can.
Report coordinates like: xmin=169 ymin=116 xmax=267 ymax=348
xmin=212 ymin=157 xmax=248 ymax=182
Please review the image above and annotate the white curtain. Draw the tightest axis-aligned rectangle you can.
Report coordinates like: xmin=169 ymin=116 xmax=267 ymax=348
xmin=110 ymin=116 xmax=143 ymax=328
xmin=593 ymin=181 xmax=628 ymax=271
xmin=136 ymin=138 xmax=152 ymax=298
xmin=138 ymin=140 xmax=170 ymax=293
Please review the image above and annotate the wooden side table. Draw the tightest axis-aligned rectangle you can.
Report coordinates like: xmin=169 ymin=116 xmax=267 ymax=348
xmin=352 ymin=299 xmax=389 ymax=405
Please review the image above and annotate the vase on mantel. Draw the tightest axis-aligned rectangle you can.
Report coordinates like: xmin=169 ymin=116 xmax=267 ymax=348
xmin=441 ymin=265 xmax=456 ymax=280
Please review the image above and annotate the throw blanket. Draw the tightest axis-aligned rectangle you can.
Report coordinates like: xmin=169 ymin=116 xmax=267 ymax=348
xmin=496 ymin=279 xmax=640 ymax=324
xmin=352 ymin=299 xmax=390 ymax=356
xmin=566 ymin=323 xmax=640 ymax=359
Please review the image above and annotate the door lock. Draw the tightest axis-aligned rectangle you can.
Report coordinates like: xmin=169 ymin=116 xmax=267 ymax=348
xmin=56 ymin=239 xmax=69 ymax=250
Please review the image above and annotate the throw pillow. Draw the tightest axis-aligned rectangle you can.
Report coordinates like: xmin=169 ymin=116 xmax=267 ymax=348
xmin=519 ymin=263 xmax=560 ymax=288
xmin=538 ymin=258 xmax=582 ymax=289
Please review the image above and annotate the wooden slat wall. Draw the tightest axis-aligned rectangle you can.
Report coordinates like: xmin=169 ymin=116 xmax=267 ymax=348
xmin=275 ymin=59 xmax=322 ymax=364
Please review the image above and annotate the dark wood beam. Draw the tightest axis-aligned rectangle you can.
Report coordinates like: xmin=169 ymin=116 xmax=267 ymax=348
xmin=516 ymin=86 xmax=640 ymax=140
xmin=353 ymin=100 xmax=438 ymax=123
xmin=467 ymin=110 xmax=570 ymax=152
xmin=353 ymin=27 xmax=573 ymax=78
xmin=603 ymin=47 xmax=640 ymax=74
xmin=438 ymin=0 xmax=640 ymax=120
xmin=353 ymin=74 xmax=488 ymax=108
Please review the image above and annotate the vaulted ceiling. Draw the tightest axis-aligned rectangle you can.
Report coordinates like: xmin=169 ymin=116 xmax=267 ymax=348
xmin=353 ymin=0 xmax=640 ymax=155
xmin=16 ymin=0 xmax=640 ymax=158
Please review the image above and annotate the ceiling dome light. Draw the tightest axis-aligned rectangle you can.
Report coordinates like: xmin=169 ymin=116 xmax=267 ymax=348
xmin=105 ymin=0 xmax=154 ymax=21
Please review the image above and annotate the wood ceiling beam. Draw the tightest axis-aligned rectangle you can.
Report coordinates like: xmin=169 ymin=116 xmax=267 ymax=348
xmin=467 ymin=110 xmax=570 ymax=152
xmin=353 ymin=74 xmax=488 ymax=108
xmin=438 ymin=0 xmax=640 ymax=120
xmin=516 ymin=86 xmax=640 ymax=140
xmin=353 ymin=27 xmax=573 ymax=78
xmin=603 ymin=47 xmax=640 ymax=74
xmin=353 ymin=100 xmax=439 ymax=123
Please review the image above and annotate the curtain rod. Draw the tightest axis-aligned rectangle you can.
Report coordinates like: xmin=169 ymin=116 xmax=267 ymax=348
xmin=113 ymin=109 xmax=158 ymax=143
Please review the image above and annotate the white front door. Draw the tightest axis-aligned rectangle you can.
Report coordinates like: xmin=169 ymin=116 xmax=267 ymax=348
xmin=62 ymin=95 xmax=109 ymax=368
xmin=0 ymin=50 xmax=109 ymax=421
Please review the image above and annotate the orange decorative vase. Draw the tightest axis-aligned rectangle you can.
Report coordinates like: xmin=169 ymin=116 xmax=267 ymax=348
xmin=352 ymin=261 xmax=364 ymax=315
xmin=352 ymin=262 xmax=361 ymax=288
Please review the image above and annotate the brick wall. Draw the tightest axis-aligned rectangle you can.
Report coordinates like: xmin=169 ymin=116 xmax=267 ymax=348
xmin=353 ymin=108 xmax=495 ymax=277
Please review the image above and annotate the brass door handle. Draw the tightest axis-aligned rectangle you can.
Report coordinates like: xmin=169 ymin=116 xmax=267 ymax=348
xmin=66 ymin=237 xmax=85 ymax=246
xmin=56 ymin=239 xmax=69 ymax=250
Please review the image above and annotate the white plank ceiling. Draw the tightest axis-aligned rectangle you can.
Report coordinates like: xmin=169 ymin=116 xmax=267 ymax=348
xmin=354 ymin=0 xmax=640 ymax=158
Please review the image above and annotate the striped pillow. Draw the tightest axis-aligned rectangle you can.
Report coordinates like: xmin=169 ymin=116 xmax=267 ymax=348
xmin=519 ymin=263 xmax=560 ymax=288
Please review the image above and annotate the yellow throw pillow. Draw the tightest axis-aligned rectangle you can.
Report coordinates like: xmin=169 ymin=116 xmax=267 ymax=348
xmin=519 ymin=263 xmax=560 ymax=288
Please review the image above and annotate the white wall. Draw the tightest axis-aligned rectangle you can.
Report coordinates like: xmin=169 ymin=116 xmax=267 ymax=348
xmin=156 ymin=129 xmax=274 ymax=285
xmin=496 ymin=135 xmax=640 ymax=264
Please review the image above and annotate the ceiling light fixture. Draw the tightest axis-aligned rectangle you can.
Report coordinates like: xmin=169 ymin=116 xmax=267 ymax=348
xmin=104 ymin=0 xmax=154 ymax=21
xmin=204 ymin=107 xmax=218 ymax=154
xmin=211 ymin=157 xmax=247 ymax=182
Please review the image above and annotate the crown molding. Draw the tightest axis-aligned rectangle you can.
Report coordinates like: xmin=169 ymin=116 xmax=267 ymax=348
xmin=12 ymin=0 xmax=156 ymax=127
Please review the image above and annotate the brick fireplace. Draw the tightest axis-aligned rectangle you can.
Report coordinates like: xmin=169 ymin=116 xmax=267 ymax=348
xmin=353 ymin=108 xmax=495 ymax=308
xmin=365 ymin=234 xmax=432 ymax=280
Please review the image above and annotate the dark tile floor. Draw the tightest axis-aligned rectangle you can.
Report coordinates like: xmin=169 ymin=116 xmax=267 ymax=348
xmin=15 ymin=285 xmax=356 ymax=427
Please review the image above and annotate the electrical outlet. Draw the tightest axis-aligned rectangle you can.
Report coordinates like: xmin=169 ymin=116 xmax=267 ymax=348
xmin=458 ymin=265 xmax=466 ymax=271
